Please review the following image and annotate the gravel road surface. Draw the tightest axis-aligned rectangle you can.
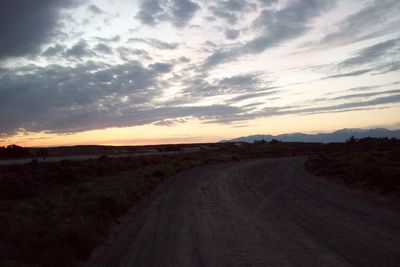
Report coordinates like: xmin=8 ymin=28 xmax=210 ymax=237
xmin=90 ymin=157 xmax=400 ymax=266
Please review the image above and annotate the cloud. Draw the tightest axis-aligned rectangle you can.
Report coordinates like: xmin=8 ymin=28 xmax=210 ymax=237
xmin=208 ymin=0 xmax=256 ymax=24
xmin=169 ymin=0 xmax=201 ymax=27
xmin=2 ymin=0 xmax=400 ymax=139
xmin=135 ymin=0 xmax=200 ymax=28
xmin=244 ymin=0 xmax=335 ymax=54
xmin=202 ymin=49 xmax=237 ymax=68
xmin=227 ymin=91 xmax=277 ymax=103
xmin=179 ymin=56 xmax=190 ymax=63
xmin=0 ymin=60 xmax=176 ymax=135
xmin=339 ymin=37 xmax=400 ymax=72
xmin=128 ymin=38 xmax=179 ymax=50
xmin=203 ymin=0 xmax=336 ymax=67
xmin=181 ymin=72 xmax=270 ymax=98
xmin=322 ymin=69 xmax=373 ymax=79
xmin=116 ymin=47 xmax=152 ymax=61
xmin=262 ymin=93 xmax=400 ymax=117
xmin=297 ymin=37 xmax=400 ymax=82
xmin=330 ymin=89 xmax=400 ymax=101
xmin=153 ymin=118 xmax=188 ymax=126
xmin=87 ymin=4 xmax=104 ymax=14
xmin=149 ymin=62 xmax=174 ymax=73
xmin=258 ymin=0 xmax=279 ymax=6
xmin=310 ymin=94 xmax=400 ymax=113
xmin=42 ymin=44 xmax=66 ymax=57
xmin=217 ymin=73 xmax=265 ymax=91
xmin=319 ymin=0 xmax=400 ymax=46
xmin=0 ymin=0 xmax=81 ymax=59
xmin=225 ymin=29 xmax=240 ymax=40
xmin=1 ymin=56 xmax=399 ymax=134
xmin=65 ymin=40 xmax=94 ymax=58
xmin=94 ymin=35 xmax=121 ymax=43
xmin=95 ymin=44 xmax=113 ymax=54
xmin=135 ymin=0 xmax=168 ymax=26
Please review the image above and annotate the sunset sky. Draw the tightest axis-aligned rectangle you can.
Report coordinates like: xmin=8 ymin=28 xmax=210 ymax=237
xmin=1 ymin=0 xmax=399 ymax=147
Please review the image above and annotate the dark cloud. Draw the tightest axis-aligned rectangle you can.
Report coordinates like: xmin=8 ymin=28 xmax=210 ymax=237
xmin=339 ymin=38 xmax=400 ymax=72
xmin=2 ymin=0 xmax=400 ymax=138
xmin=203 ymin=0 xmax=336 ymax=67
xmin=128 ymin=38 xmax=179 ymax=50
xmin=283 ymin=94 xmax=400 ymax=116
xmin=205 ymin=41 xmax=217 ymax=48
xmin=322 ymin=69 xmax=373 ymax=79
xmin=296 ymin=37 xmax=400 ymax=82
xmin=65 ymin=40 xmax=94 ymax=58
xmin=95 ymin=43 xmax=113 ymax=54
xmin=42 ymin=44 xmax=66 ymax=57
xmin=169 ymin=0 xmax=200 ymax=27
xmin=209 ymin=0 xmax=256 ymax=24
xmin=181 ymin=72 xmax=269 ymax=98
xmin=202 ymin=49 xmax=236 ymax=68
xmin=87 ymin=4 xmax=104 ymax=14
xmin=258 ymin=0 xmax=279 ymax=6
xmin=217 ymin=73 xmax=265 ymax=90
xmin=135 ymin=0 xmax=167 ymax=26
xmin=117 ymin=47 xmax=151 ymax=61
xmin=1 ymin=52 xmax=399 ymax=134
xmin=179 ymin=56 xmax=190 ymax=63
xmin=319 ymin=0 xmax=400 ymax=46
xmin=0 ymin=60 xmax=177 ymax=134
xmin=135 ymin=0 xmax=200 ymax=28
xmin=260 ymin=93 xmax=400 ymax=118
xmin=225 ymin=29 xmax=240 ymax=40
xmin=95 ymin=35 xmax=121 ymax=43
xmin=227 ymin=91 xmax=277 ymax=103
xmin=153 ymin=118 xmax=188 ymax=126
xmin=0 ymin=0 xmax=81 ymax=59
xmin=378 ymin=62 xmax=400 ymax=74
xmin=245 ymin=0 xmax=334 ymax=53
xmin=330 ymin=89 xmax=400 ymax=101
xmin=149 ymin=62 xmax=174 ymax=73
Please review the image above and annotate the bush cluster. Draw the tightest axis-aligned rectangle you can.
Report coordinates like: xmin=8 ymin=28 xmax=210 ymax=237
xmin=306 ymin=147 xmax=400 ymax=195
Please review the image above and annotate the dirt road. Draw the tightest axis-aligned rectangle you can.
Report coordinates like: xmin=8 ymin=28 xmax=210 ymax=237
xmin=90 ymin=158 xmax=400 ymax=266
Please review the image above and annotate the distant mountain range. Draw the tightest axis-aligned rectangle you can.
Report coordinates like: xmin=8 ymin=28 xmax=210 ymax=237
xmin=220 ymin=128 xmax=400 ymax=143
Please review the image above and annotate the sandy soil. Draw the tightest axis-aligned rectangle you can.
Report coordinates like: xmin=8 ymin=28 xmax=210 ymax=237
xmin=89 ymin=157 xmax=400 ymax=266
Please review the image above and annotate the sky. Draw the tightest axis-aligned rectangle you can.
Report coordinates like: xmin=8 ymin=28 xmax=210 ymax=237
xmin=0 ymin=0 xmax=399 ymax=147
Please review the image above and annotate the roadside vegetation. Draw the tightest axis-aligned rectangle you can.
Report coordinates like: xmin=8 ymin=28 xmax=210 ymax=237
xmin=1 ymin=138 xmax=399 ymax=266
xmin=0 ymin=152 xmax=232 ymax=267
xmin=306 ymin=137 xmax=400 ymax=196
xmin=0 ymin=145 xmax=32 ymax=159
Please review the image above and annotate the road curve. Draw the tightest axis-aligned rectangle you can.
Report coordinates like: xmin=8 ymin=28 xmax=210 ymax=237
xmin=90 ymin=157 xmax=400 ymax=266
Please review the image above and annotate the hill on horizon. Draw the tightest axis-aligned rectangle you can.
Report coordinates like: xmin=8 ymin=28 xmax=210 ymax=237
xmin=220 ymin=128 xmax=400 ymax=144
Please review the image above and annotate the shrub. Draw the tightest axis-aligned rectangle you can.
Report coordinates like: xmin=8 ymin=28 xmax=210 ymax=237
xmin=153 ymin=169 xmax=165 ymax=178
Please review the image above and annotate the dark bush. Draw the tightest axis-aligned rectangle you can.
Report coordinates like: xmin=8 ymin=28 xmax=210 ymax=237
xmin=0 ymin=175 xmax=37 ymax=200
xmin=153 ymin=169 xmax=165 ymax=178
xmin=96 ymin=155 xmax=109 ymax=163
xmin=305 ymin=145 xmax=400 ymax=196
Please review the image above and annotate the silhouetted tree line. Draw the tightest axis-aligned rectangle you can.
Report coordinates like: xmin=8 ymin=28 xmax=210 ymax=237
xmin=345 ymin=136 xmax=400 ymax=149
xmin=0 ymin=144 xmax=32 ymax=159
xmin=254 ymin=139 xmax=282 ymax=145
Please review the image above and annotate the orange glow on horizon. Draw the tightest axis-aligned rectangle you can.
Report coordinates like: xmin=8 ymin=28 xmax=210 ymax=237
xmin=1 ymin=106 xmax=399 ymax=147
